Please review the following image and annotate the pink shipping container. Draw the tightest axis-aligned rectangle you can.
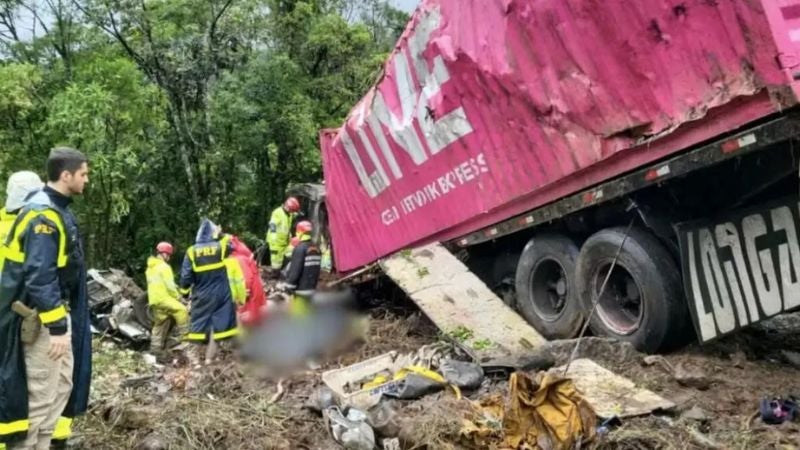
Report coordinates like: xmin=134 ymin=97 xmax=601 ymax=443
xmin=321 ymin=0 xmax=800 ymax=272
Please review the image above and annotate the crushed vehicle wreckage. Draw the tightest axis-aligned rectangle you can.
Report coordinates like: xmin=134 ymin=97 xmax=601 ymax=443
xmin=87 ymin=269 xmax=153 ymax=344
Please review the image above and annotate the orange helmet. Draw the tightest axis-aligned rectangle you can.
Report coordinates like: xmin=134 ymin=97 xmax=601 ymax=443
xmin=284 ymin=197 xmax=300 ymax=213
xmin=296 ymin=220 xmax=312 ymax=235
xmin=156 ymin=241 xmax=174 ymax=256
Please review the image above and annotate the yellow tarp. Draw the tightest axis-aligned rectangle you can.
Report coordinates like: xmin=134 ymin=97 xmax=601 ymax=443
xmin=462 ymin=372 xmax=596 ymax=449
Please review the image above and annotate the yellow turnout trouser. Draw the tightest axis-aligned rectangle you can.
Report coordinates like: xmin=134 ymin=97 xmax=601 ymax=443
xmin=150 ymin=298 xmax=189 ymax=351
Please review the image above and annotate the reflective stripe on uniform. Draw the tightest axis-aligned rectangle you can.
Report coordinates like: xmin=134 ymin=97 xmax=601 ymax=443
xmin=213 ymin=328 xmax=239 ymax=339
xmin=190 ymin=260 xmax=225 ymax=272
xmin=52 ymin=416 xmax=73 ymax=440
xmin=39 ymin=305 xmax=67 ymax=324
xmin=0 ymin=419 xmax=28 ymax=436
xmin=224 ymin=259 xmax=247 ymax=305
xmin=187 ymin=235 xmax=231 ymax=272
xmin=185 ymin=327 xmax=239 ymax=341
xmin=185 ymin=332 xmax=207 ymax=341
xmin=3 ymin=209 xmax=68 ymax=268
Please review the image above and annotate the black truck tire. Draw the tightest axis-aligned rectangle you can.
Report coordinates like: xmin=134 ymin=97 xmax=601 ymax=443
xmin=133 ymin=293 xmax=154 ymax=330
xmin=515 ymin=234 xmax=584 ymax=339
xmin=576 ymin=227 xmax=689 ymax=353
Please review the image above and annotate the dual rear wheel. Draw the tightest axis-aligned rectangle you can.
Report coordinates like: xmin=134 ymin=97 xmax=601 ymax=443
xmin=513 ymin=227 xmax=690 ymax=353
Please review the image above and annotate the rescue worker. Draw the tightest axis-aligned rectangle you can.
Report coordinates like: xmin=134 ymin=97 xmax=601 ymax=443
xmin=266 ymin=197 xmax=300 ymax=272
xmin=0 ymin=147 xmax=91 ymax=450
xmin=179 ymin=219 xmax=243 ymax=365
xmin=282 ymin=221 xmax=321 ymax=316
xmin=145 ymin=242 xmax=189 ymax=356
xmin=281 ymin=235 xmax=298 ymax=270
xmin=229 ymin=236 xmax=266 ymax=327
xmin=280 ymin=236 xmax=301 ymax=278
xmin=0 ymin=172 xmax=43 ymax=450
xmin=1 ymin=172 xmax=44 ymax=257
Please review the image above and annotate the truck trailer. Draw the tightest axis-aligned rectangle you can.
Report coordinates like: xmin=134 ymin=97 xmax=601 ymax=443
xmin=318 ymin=0 xmax=800 ymax=352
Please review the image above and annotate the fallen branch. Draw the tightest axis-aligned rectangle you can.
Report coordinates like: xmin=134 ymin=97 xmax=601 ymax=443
xmin=742 ymin=410 xmax=760 ymax=431
xmin=658 ymin=416 xmax=722 ymax=449
xmin=120 ymin=375 xmax=157 ymax=389
xmin=269 ymin=379 xmax=286 ymax=404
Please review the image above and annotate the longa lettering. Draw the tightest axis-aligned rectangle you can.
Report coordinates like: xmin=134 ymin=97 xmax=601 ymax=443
xmin=742 ymin=215 xmax=782 ymax=317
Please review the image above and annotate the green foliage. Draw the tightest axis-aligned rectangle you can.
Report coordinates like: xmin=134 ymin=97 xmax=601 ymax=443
xmin=447 ymin=326 xmax=474 ymax=343
xmin=471 ymin=338 xmax=494 ymax=351
xmin=0 ymin=0 xmax=409 ymax=274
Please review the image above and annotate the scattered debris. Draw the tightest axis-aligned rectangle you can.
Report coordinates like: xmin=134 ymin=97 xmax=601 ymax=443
xmin=269 ymin=379 xmax=286 ymax=404
xmin=325 ymin=407 xmax=376 ymax=450
xmin=88 ymin=269 xmax=152 ymax=343
xmin=120 ymin=375 xmax=157 ymax=389
xmin=323 ymin=352 xmax=404 ymax=410
xmin=439 ymin=359 xmax=484 ymax=390
xmin=760 ymin=397 xmax=798 ymax=425
xmin=681 ymin=405 xmax=712 ymax=423
xmin=366 ymin=402 xmax=400 ymax=437
xmin=75 ymin=292 xmax=800 ymax=450
xmin=596 ymin=416 xmax=622 ymax=436
xmin=380 ymin=437 xmax=400 ymax=450
xmin=658 ymin=416 xmax=722 ymax=449
xmin=308 ymin=386 xmax=337 ymax=413
xmin=323 ymin=346 xmax=464 ymax=409
xmin=382 ymin=367 xmax=447 ymax=400
xmin=560 ymin=358 xmax=675 ymax=418
xmin=462 ymin=371 xmax=596 ymax=449
xmin=643 ymin=354 xmax=712 ymax=390
xmin=381 ymin=243 xmax=546 ymax=365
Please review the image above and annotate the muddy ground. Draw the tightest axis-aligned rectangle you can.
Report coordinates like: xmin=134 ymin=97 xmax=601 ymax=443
xmin=76 ymin=294 xmax=800 ymax=450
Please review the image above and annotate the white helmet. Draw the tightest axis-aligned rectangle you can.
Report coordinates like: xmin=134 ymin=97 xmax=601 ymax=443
xmin=5 ymin=171 xmax=43 ymax=211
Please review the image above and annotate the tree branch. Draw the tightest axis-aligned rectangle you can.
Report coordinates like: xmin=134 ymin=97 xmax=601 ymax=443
xmin=19 ymin=1 xmax=49 ymax=37
xmin=208 ymin=0 xmax=233 ymax=45
xmin=0 ymin=3 xmax=21 ymax=43
xmin=72 ymin=0 xmax=147 ymax=71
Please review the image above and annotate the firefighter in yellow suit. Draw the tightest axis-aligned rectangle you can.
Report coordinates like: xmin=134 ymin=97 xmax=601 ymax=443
xmin=266 ymin=197 xmax=300 ymax=270
xmin=145 ymin=242 xmax=189 ymax=355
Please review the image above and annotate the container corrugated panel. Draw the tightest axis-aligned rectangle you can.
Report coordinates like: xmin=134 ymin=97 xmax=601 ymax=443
xmin=322 ymin=0 xmax=800 ymax=271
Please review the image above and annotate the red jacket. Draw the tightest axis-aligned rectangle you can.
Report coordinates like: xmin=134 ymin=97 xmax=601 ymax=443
xmin=230 ymin=236 xmax=266 ymax=326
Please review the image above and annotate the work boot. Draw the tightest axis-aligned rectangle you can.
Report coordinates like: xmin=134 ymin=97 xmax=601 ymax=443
xmin=168 ymin=324 xmax=189 ymax=349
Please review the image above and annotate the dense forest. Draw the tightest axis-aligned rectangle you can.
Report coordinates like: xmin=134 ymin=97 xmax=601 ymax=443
xmin=0 ymin=0 xmax=408 ymax=274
